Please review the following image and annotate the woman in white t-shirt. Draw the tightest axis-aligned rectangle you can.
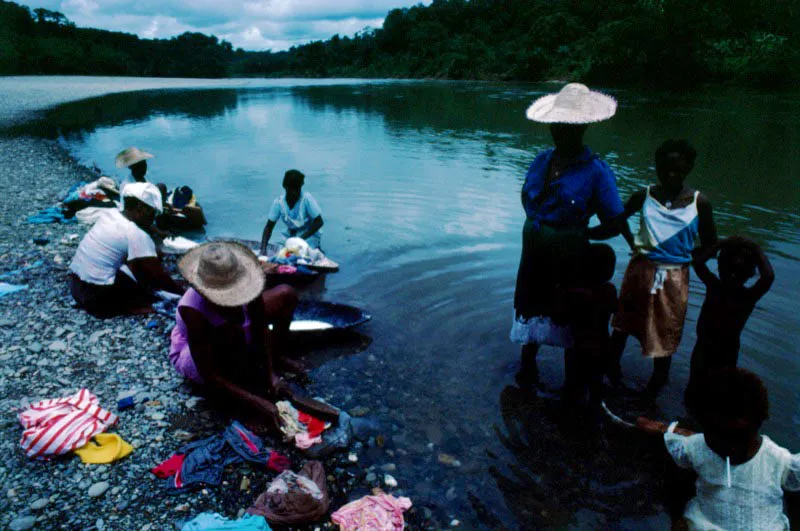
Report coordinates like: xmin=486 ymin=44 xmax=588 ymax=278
xmin=69 ymin=183 xmax=183 ymax=317
xmin=259 ymin=169 xmax=324 ymax=255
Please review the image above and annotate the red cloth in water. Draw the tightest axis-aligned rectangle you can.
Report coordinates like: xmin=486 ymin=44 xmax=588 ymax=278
xmin=267 ymin=451 xmax=291 ymax=473
xmin=151 ymin=454 xmax=185 ymax=478
xmin=298 ymin=412 xmax=326 ymax=438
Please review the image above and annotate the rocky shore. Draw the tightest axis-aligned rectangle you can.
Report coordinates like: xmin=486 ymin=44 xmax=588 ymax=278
xmin=0 ymin=79 xmax=425 ymax=531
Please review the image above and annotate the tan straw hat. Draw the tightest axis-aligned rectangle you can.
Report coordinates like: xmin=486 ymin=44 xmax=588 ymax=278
xmin=96 ymin=176 xmax=120 ymax=196
xmin=115 ymin=147 xmax=154 ymax=168
xmin=178 ymin=241 xmax=265 ymax=307
xmin=526 ymin=83 xmax=617 ymax=124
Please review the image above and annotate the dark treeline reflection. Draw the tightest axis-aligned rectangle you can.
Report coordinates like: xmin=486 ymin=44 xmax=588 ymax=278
xmin=288 ymin=83 xmax=800 ymax=255
xmin=2 ymin=89 xmax=239 ymax=140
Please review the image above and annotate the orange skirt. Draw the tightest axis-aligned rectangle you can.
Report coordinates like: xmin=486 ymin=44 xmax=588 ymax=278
xmin=611 ymin=254 xmax=689 ymax=358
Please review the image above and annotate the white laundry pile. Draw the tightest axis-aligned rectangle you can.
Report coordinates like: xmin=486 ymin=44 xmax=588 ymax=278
xmin=161 ymin=236 xmax=200 ymax=254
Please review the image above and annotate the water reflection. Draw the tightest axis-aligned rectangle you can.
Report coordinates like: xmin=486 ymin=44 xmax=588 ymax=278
xmin=3 ymin=89 xmax=239 ymax=139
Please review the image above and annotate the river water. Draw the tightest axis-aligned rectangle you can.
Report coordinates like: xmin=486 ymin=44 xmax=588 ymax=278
xmin=18 ymin=81 xmax=800 ymax=528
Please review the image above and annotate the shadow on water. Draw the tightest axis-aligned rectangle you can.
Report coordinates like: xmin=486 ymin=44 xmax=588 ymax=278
xmin=488 ymin=386 xmax=686 ymax=529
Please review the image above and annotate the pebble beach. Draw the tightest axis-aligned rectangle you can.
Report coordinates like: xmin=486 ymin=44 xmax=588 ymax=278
xmin=0 ymin=77 xmax=420 ymax=531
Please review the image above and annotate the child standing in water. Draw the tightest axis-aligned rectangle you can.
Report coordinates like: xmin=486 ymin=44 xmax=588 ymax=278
xmin=608 ymin=139 xmax=717 ymax=398
xmin=663 ymin=368 xmax=800 ymax=529
xmin=260 ymin=170 xmax=324 ymax=255
xmin=560 ymin=244 xmax=618 ymax=405
xmin=685 ymin=236 xmax=774 ymax=409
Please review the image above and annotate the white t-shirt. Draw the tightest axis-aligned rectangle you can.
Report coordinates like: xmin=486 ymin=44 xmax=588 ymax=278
xmin=665 ymin=432 xmax=800 ymax=530
xmin=69 ymin=209 xmax=157 ymax=285
xmin=268 ymin=192 xmax=322 ymax=245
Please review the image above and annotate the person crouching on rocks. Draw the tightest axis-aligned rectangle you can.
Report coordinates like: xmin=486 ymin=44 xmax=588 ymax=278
xmin=170 ymin=241 xmax=314 ymax=429
xmin=69 ymin=182 xmax=184 ymax=317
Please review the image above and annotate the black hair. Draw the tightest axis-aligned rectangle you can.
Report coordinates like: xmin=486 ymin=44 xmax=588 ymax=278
xmin=156 ymin=183 xmax=168 ymax=200
xmin=583 ymin=243 xmax=616 ymax=285
xmin=719 ymin=240 xmax=758 ymax=279
xmin=282 ymin=169 xmax=305 ymax=189
xmin=655 ymin=139 xmax=697 ymax=167
xmin=698 ymin=368 xmax=769 ymax=430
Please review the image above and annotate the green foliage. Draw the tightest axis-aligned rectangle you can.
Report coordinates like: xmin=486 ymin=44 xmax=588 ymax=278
xmin=0 ymin=0 xmax=797 ymax=86
xmin=0 ymin=0 xmax=235 ymax=77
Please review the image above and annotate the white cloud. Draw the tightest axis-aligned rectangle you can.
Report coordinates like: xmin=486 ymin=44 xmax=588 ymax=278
xmin=15 ymin=0 xmax=431 ymax=50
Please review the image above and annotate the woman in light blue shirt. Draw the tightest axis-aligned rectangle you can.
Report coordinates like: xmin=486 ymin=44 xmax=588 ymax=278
xmin=260 ymin=170 xmax=324 ymax=254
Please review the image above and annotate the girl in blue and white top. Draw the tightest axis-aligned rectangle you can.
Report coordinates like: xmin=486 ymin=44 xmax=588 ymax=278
xmin=259 ymin=169 xmax=324 ymax=254
xmin=609 ymin=139 xmax=717 ymax=397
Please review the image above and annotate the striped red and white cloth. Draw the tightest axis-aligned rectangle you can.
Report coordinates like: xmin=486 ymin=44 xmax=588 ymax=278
xmin=18 ymin=388 xmax=118 ymax=459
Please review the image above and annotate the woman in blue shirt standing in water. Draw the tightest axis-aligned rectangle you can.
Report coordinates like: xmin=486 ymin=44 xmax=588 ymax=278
xmin=511 ymin=83 xmax=624 ymax=388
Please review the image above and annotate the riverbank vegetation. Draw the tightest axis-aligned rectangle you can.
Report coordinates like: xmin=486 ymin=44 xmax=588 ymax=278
xmin=1 ymin=0 xmax=798 ymax=86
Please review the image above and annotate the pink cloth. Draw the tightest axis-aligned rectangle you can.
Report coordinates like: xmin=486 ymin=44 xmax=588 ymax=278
xmin=295 ymin=433 xmax=322 ymax=449
xmin=331 ymin=494 xmax=413 ymax=531
xmin=277 ymin=265 xmax=297 ymax=274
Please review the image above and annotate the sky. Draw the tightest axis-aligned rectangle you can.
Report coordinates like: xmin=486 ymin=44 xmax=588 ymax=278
xmin=16 ymin=0 xmax=431 ymax=51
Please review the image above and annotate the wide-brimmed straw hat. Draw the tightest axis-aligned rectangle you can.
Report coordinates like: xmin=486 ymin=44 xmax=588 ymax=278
xmin=96 ymin=176 xmax=120 ymax=196
xmin=526 ymin=83 xmax=617 ymax=124
xmin=115 ymin=147 xmax=154 ymax=168
xmin=178 ymin=241 xmax=265 ymax=307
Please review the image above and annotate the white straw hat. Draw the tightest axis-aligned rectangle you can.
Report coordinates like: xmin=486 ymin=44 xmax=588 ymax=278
xmin=526 ymin=83 xmax=617 ymax=124
xmin=96 ymin=176 xmax=119 ymax=196
xmin=121 ymin=182 xmax=163 ymax=213
xmin=178 ymin=242 xmax=265 ymax=308
xmin=115 ymin=147 xmax=154 ymax=168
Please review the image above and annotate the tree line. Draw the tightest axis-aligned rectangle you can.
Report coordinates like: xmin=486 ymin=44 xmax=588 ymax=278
xmin=0 ymin=1 xmax=237 ymax=77
xmin=2 ymin=0 xmax=798 ymax=86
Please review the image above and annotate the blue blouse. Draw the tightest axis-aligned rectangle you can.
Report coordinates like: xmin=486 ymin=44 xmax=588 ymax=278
xmin=522 ymin=147 xmax=623 ymax=229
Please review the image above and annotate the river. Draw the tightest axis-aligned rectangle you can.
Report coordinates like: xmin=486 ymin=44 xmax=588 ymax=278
xmin=15 ymin=80 xmax=800 ymax=528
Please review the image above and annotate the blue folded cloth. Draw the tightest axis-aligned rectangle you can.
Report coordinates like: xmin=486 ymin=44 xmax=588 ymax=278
xmin=27 ymin=206 xmax=76 ymax=224
xmin=0 ymin=283 xmax=27 ymax=297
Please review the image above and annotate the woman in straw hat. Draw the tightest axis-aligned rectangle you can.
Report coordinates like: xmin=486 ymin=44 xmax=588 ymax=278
xmin=511 ymin=83 xmax=624 ymax=389
xmin=171 ymin=241 xmax=328 ymax=428
xmin=115 ymin=147 xmax=154 ymax=192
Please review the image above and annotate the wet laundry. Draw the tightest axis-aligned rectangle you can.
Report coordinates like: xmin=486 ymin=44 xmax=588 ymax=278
xmin=150 ymin=453 xmax=185 ymax=479
xmin=181 ymin=512 xmax=271 ymax=530
xmin=160 ymin=421 xmax=289 ymax=490
xmin=305 ymin=411 xmax=354 ymax=459
xmin=276 ymin=401 xmax=330 ymax=450
xmin=27 ymin=206 xmax=77 ymax=224
xmin=331 ymin=494 xmax=413 ymax=531
xmin=73 ymin=433 xmax=133 ymax=464
xmin=18 ymin=388 xmax=117 ymax=459
xmin=247 ymin=461 xmax=330 ymax=526
xmin=162 ymin=236 xmax=200 ymax=254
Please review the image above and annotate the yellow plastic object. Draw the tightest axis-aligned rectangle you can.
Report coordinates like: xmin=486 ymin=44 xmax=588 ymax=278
xmin=73 ymin=433 xmax=134 ymax=464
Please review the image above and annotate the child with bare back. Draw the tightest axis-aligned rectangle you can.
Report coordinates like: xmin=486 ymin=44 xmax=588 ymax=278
xmin=685 ymin=236 xmax=774 ymax=409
